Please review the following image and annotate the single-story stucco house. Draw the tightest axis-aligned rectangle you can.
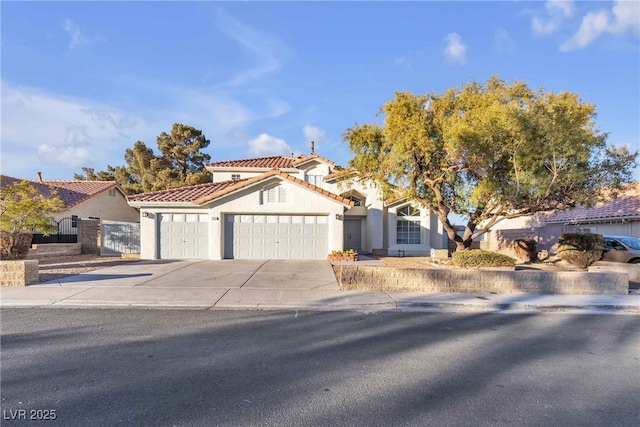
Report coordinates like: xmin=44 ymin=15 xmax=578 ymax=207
xmin=127 ymin=152 xmax=447 ymax=260
xmin=485 ymin=181 xmax=640 ymax=252
xmin=0 ymin=174 xmax=140 ymax=224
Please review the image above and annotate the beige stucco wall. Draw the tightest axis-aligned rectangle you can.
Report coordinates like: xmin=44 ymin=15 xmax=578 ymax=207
xmin=386 ymin=202 xmax=445 ymax=256
xmin=325 ymin=177 xmax=385 ymax=253
xmin=53 ymin=190 xmax=139 ymax=223
xmin=137 ymin=176 xmax=349 ymax=260
xmin=487 ymin=215 xmax=544 ymax=230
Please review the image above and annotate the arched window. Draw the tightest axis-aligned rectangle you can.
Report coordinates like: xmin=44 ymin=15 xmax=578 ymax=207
xmin=396 ymin=205 xmax=420 ymax=244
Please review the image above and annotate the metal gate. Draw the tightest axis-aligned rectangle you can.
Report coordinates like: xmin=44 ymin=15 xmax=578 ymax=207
xmin=32 ymin=216 xmax=78 ymax=244
xmin=102 ymin=221 xmax=140 ymax=255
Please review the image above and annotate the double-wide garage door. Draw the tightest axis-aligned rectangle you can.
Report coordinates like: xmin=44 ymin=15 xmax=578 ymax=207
xmin=225 ymin=214 xmax=328 ymax=259
xmin=159 ymin=213 xmax=209 ymax=259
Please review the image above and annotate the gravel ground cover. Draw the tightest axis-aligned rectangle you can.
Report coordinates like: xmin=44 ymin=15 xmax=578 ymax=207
xmin=36 ymin=254 xmax=139 ymax=283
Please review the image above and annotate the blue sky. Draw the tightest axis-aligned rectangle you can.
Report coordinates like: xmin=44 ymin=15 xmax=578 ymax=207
xmin=2 ymin=1 xmax=639 ymax=181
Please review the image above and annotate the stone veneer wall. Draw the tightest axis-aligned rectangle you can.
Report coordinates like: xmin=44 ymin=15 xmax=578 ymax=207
xmin=335 ymin=266 xmax=628 ymax=295
xmin=27 ymin=243 xmax=81 ymax=259
xmin=78 ymin=219 xmax=101 ymax=255
xmin=0 ymin=260 xmax=39 ymax=286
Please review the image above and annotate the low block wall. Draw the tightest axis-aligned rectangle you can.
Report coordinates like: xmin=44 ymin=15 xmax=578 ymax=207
xmin=27 ymin=243 xmax=81 ymax=259
xmin=334 ymin=266 xmax=628 ymax=295
xmin=0 ymin=260 xmax=39 ymax=286
xmin=589 ymin=261 xmax=640 ymax=289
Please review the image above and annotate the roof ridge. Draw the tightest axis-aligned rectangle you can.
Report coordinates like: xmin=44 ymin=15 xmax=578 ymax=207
xmin=41 ymin=179 xmax=117 ymax=183
xmin=206 ymin=154 xmax=294 ymax=165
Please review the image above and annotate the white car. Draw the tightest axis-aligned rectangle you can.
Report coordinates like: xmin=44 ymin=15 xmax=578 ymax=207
xmin=602 ymin=236 xmax=640 ymax=264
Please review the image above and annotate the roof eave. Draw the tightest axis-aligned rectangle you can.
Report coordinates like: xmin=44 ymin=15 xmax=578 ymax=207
xmin=205 ymin=166 xmax=299 ymax=173
xmin=127 ymin=201 xmax=198 ymax=208
xmin=544 ymin=215 xmax=640 ymax=224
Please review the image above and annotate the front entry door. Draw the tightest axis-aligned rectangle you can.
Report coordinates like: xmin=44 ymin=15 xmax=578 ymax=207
xmin=343 ymin=219 xmax=362 ymax=252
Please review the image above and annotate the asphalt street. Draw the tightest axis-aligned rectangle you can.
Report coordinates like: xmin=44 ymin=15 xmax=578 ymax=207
xmin=1 ymin=309 xmax=639 ymax=426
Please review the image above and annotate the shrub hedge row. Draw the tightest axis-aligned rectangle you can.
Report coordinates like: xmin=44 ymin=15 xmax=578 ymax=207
xmin=452 ymin=250 xmax=516 ymax=268
xmin=557 ymin=233 xmax=604 ymax=269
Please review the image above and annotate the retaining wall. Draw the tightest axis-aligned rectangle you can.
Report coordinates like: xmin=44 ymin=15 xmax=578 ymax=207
xmin=0 ymin=260 xmax=39 ymax=286
xmin=334 ymin=266 xmax=628 ymax=295
xmin=589 ymin=261 xmax=640 ymax=289
xmin=27 ymin=243 xmax=81 ymax=259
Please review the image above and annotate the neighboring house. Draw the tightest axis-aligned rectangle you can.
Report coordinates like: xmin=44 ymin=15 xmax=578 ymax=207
xmin=127 ymin=153 xmax=446 ymax=260
xmin=486 ymin=182 xmax=640 ymax=252
xmin=0 ymin=175 xmax=140 ymax=225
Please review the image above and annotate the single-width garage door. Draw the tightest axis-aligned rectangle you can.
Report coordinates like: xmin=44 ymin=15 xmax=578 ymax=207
xmin=159 ymin=213 xmax=209 ymax=259
xmin=224 ymin=214 xmax=328 ymax=259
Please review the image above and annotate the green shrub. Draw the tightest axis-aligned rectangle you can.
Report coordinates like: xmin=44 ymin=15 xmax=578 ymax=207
xmin=452 ymin=250 xmax=516 ymax=268
xmin=557 ymin=233 xmax=604 ymax=269
xmin=513 ymin=238 xmax=537 ymax=262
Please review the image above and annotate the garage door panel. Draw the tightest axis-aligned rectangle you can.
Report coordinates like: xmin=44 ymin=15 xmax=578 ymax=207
xmin=225 ymin=214 xmax=328 ymax=259
xmin=159 ymin=213 xmax=209 ymax=259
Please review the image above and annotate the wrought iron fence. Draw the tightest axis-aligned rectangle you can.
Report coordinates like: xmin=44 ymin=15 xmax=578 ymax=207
xmin=32 ymin=216 xmax=78 ymax=244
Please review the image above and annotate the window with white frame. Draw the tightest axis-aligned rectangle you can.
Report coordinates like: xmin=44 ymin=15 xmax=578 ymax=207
xmin=263 ymin=185 xmax=287 ymax=204
xmin=396 ymin=205 xmax=420 ymax=244
xmin=305 ymin=174 xmax=323 ymax=187
xmin=231 ymin=174 xmax=241 ymax=181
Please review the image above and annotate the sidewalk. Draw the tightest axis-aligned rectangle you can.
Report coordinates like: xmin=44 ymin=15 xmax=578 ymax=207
xmin=1 ymin=260 xmax=638 ymax=314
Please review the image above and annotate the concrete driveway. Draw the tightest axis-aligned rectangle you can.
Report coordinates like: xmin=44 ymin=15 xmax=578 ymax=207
xmin=1 ymin=259 xmax=385 ymax=310
xmin=33 ymin=259 xmax=340 ymax=290
xmin=3 ymin=259 xmax=639 ymax=313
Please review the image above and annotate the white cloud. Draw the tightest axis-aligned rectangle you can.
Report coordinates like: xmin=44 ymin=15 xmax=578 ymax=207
xmin=63 ymin=18 xmax=89 ymax=49
xmin=248 ymin=133 xmax=292 ymax=157
xmin=444 ymin=33 xmax=467 ymax=64
xmin=0 ymin=81 xmax=151 ymax=179
xmin=37 ymin=144 xmax=93 ymax=168
xmin=394 ymin=57 xmax=411 ymax=67
xmin=531 ymin=0 xmax=575 ymax=36
xmin=214 ymin=10 xmax=289 ymax=87
xmin=610 ymin=0 xmax=640 ymax=35
xmin=303 ymin=125 xmax=326 ymax=147
xmin=546 ymin=0 xmax=575 ymax=18
xmin=494 ymin=27 xmax=516 ymax=53
xmin=560 ymin=1 xmax=639 ymax=51
xmin=560 ymin=10 xmax=611 ymax=51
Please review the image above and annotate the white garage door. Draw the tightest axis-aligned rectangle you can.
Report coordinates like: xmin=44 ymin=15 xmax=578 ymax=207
xmin=159 ymin=213 xmax=209 ymax=259
xmin=224 ymin=214 xmax=328 ymax=259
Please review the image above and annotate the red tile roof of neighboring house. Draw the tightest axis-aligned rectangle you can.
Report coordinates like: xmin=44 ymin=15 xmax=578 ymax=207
xmin=127 ymin=170 xmax=354 ymax=207
xmin=127 ymin=180 xmax=246 ymax=203
xmin=539 ymin=182 xmax=640 ymax=223
xmin=206 ymin=154 xmax=336 ymax=169
xmin=0 ymin=175 xmax=120 ymax=209
xmin=41 ymin=180 xmax=120 ymax=208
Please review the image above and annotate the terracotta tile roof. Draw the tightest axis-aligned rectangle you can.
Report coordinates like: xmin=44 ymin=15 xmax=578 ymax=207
xmin=195 ymin=170 xmax=354 ymax=206
xmin=126 ymin=171 xmax=353 ymax=207
xmin=324 ymin=168 xmax=354 ymax=182
xmin=0 ymin=175 xmax=120 ymax=208
xmin=127 ymin=180 xmax=246 ymax=203
xmin=539 ymin=182 xmax=640 ymax=223
xmin=291 ymin=154 xmax=336 ymax=166
xmin=206 ymin=154 xmax=336 ymax=169
xmin=41 ymin=180 xmax=120 ymax=208
xmin=206 ymin=156 xmax=297 ymax=169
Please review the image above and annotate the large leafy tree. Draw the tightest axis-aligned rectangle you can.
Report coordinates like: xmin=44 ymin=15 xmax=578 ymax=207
xmin=344 ymin=76 xmax=638 ymax=250
xmin=75 ymin=123 xmax=211 ymax=194
xmin=0 ymin=179 xmax=64 ymax=234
